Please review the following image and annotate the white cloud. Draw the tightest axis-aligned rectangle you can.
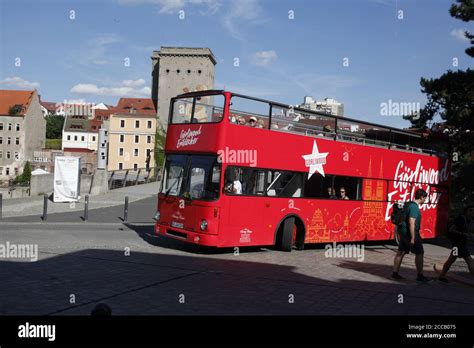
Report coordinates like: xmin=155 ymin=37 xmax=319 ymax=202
xmin=252 ymin=50 xmax=277 ymax=67
xmin=0 ymin=76 xmax=40 ymax=89
xmin=69 ymin=33 xmax=122 ymax=67
xmin=222 ymin=0 xmax=262 ymax=41
xmin=88 ymin=33 xmax=121 ymax=46
xmin=118 ymin=0 xmax=220 ymax=14
xmin=71 ymin=80 xmax=151 ymax=98
xmin=92 ymin=60 xmax=108 ymax=65
xmin=450 ymin=29 xmax=469 ymax=42
xmin=122 ymin=79 xmax=146 ymax=87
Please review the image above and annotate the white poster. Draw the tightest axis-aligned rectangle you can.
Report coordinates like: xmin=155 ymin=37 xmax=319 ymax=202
xmin=53 ymin=156 xmax=81 ymax=202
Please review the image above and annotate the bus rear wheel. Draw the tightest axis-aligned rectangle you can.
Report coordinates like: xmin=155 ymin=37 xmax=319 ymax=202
xmin=277 ymin=217 xmax=304 ymax=252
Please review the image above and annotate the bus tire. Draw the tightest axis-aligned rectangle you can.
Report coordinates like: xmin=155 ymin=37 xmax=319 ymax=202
xmin=280 ymin=217 xmax=295 ymax=252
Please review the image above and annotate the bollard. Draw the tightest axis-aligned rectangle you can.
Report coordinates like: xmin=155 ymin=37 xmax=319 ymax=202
xmin=124 ymin=196 xmax=129 ymax=222
xmin=42 ymin=194 xmax=48 ymax=221
xmin=84 ymin=195 xmax=89 ymax=221
xmin=0 ymin=193 xmax=2 ymax=220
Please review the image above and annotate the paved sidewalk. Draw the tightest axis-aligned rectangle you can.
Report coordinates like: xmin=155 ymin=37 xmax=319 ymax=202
xmin=0 ymin=182 xmax=160 ymax=219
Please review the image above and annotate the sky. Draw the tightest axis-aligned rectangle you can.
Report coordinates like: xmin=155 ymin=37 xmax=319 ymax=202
xmin=0 ymin=0 xmax=472 ymax=128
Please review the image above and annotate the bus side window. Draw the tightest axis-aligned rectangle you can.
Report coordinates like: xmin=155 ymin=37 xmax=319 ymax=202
xmin=303 ymin=173 xmax=328 ymax=198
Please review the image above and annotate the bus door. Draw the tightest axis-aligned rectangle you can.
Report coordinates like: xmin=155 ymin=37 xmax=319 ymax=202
xmin=225 ymin=167 xmax=267 ymax=246
xmin=263 ymin=170 xmax=305 ymax=242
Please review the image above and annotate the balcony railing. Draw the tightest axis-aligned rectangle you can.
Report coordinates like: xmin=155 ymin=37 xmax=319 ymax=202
xmin=107 ymin=167 xmax=161 ymax=190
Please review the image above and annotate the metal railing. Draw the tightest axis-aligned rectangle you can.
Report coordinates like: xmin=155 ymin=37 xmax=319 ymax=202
xmin=107 ymin=167 xmax=161 ymax=190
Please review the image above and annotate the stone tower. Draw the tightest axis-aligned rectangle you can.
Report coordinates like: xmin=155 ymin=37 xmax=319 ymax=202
xmin=151 ymin=47 xmax=216 ymax=130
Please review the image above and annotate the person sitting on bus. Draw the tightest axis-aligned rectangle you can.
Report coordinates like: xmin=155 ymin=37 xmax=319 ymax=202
xmin=224 ymin=168 xmax=243 ymax=194
xmin=339 ymin=187 xmax=349 ymax=200
xmin=323 ymin=125 xmax=332 ymax=133
xmin=248 ymin=116 xmax=257 ymax=127
xmin=257 ymin=119 xmax=265 ymax=128
xmin=224 ymin=180 xmax=242 ymax=194
xmin=327 ymin=187 xmax=337 ymax=199
xmin=237 ymin=117 xmax=246 ymax=125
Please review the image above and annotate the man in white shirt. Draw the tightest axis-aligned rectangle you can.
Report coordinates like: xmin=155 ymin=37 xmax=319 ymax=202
xmin=232 ymin=180 xmax=242 ymax=194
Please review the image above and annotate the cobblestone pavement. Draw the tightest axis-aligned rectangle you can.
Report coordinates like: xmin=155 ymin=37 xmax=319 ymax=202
xmin=0 ymin=223 xmax=473 ymax=316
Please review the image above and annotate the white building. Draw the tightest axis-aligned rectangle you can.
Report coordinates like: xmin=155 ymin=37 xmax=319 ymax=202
xmin=62 ymin=116 xmax=99 ymax=152
xmin=299 ymin=96 xmax=344 ymax=116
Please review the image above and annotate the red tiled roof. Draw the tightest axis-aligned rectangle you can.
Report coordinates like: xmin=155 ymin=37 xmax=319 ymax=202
xmin=0 ymin=90 xmax=35 ymax=116
xmin=88 ymin=119 xmax=102 ymax=132
xmin=93 ymin=108 xmax=115 ymax=118
xmin=40 ymin=101 xmax=57 ymax=112
xmin=63 ymin=148 xmax=94 ymax=153
xmin=115 ymin=98 xmax=156 ymax=115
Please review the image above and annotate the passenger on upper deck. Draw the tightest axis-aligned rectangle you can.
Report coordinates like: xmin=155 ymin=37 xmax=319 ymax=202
xmin=248 ymin=116 xmax=257 ymax=127
xmin=237 ymin=117 xmax=246 ymax=125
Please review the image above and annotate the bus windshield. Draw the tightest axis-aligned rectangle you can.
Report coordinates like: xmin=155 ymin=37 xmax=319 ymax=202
xmin=161 ymin=154 xmax=221 ymax=200
xmin=170 ymin=94 xmax=225 ymax=124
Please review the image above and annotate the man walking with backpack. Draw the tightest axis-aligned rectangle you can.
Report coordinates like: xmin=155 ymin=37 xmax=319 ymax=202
xmin=392 ymin=189 xmax=431 ymax=282
xmin=436 ymin=204 xmax=474 ymax=282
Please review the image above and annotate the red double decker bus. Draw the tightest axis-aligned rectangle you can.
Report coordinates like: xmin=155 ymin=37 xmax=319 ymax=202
xmin=154 ymin=90 xmax=451 ymax=251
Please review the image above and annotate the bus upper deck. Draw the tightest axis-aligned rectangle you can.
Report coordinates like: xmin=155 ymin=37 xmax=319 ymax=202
xmin=168 ymin=90 xmax=448 ymax=158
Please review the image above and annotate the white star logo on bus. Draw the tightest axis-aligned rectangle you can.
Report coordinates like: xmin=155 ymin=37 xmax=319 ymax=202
xmin=302 ymin=140 xmax=328 ymax=178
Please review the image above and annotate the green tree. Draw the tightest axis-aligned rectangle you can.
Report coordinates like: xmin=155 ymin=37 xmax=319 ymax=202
xmin=407 ymin=0 xmax=474 ymax=210
xmin=13 ymin=161 xmax=32 ymax=185
xmin=450 ymin=0 xmax=474 ymax=57
xmin=154 ymin=125 xmax=166 ymax=169
xmin=45 ymin=115 xmax=65 ymax=139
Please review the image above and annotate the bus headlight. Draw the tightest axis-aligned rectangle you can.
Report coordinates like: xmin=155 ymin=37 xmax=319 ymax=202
xmin=200 ymin=219 xmax=208 ymax=231
xmin=153 ymin=211 xmax=160 ymax=221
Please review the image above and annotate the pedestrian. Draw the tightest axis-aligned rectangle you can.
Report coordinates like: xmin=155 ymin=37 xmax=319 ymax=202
xmin=436 ymin=204 xmax=474 ymax=282
xmin=392 ymin=189 xmax=431 ymax=282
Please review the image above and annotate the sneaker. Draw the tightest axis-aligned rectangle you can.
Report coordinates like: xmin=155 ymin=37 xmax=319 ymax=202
xmin=391 ymin=272 xmax=405 ymax=280
xmin=438 ymin=277 xmax=449 ymax=283
xmin=416 ymin=275 xmax=432 ymax=282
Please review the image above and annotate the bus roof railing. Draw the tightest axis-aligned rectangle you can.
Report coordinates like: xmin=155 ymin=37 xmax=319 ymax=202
xmin=171 ymin=90 xmax=449 ymax=157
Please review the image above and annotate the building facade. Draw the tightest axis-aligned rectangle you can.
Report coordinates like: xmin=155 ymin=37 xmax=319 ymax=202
xmin=299 ymin=96 xmax=344 ymax=116
xmin=151 ymin=47 xmax=216 ymax=130
xmin=0 ymin=90 xmax=46 ymax=184
xmin=62 ymin=116 xmax=99 ymax=152
xmin=107 ymin=98 xmax=156 ymax=171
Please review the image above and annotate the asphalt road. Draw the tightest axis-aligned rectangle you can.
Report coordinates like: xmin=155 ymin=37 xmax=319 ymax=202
xmin=1 ymin=222 xmax=473 ymax=316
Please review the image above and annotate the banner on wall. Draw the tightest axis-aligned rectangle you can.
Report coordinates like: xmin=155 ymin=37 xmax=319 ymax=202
xmin=53 ymin=156 xmax=81 ymax=202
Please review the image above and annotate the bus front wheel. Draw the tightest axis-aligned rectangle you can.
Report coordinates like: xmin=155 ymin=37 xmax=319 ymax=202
xmin=279 ymin=217 xmax=295 ymax=252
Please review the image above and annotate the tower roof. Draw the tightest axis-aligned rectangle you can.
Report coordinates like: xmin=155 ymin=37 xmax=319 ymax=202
xmin=152 ymin=47 xmax=216 ymax=65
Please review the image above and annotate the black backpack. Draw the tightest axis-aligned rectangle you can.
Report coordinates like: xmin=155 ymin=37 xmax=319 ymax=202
xmin=391 ymin=201 xmax=412 ymax=226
